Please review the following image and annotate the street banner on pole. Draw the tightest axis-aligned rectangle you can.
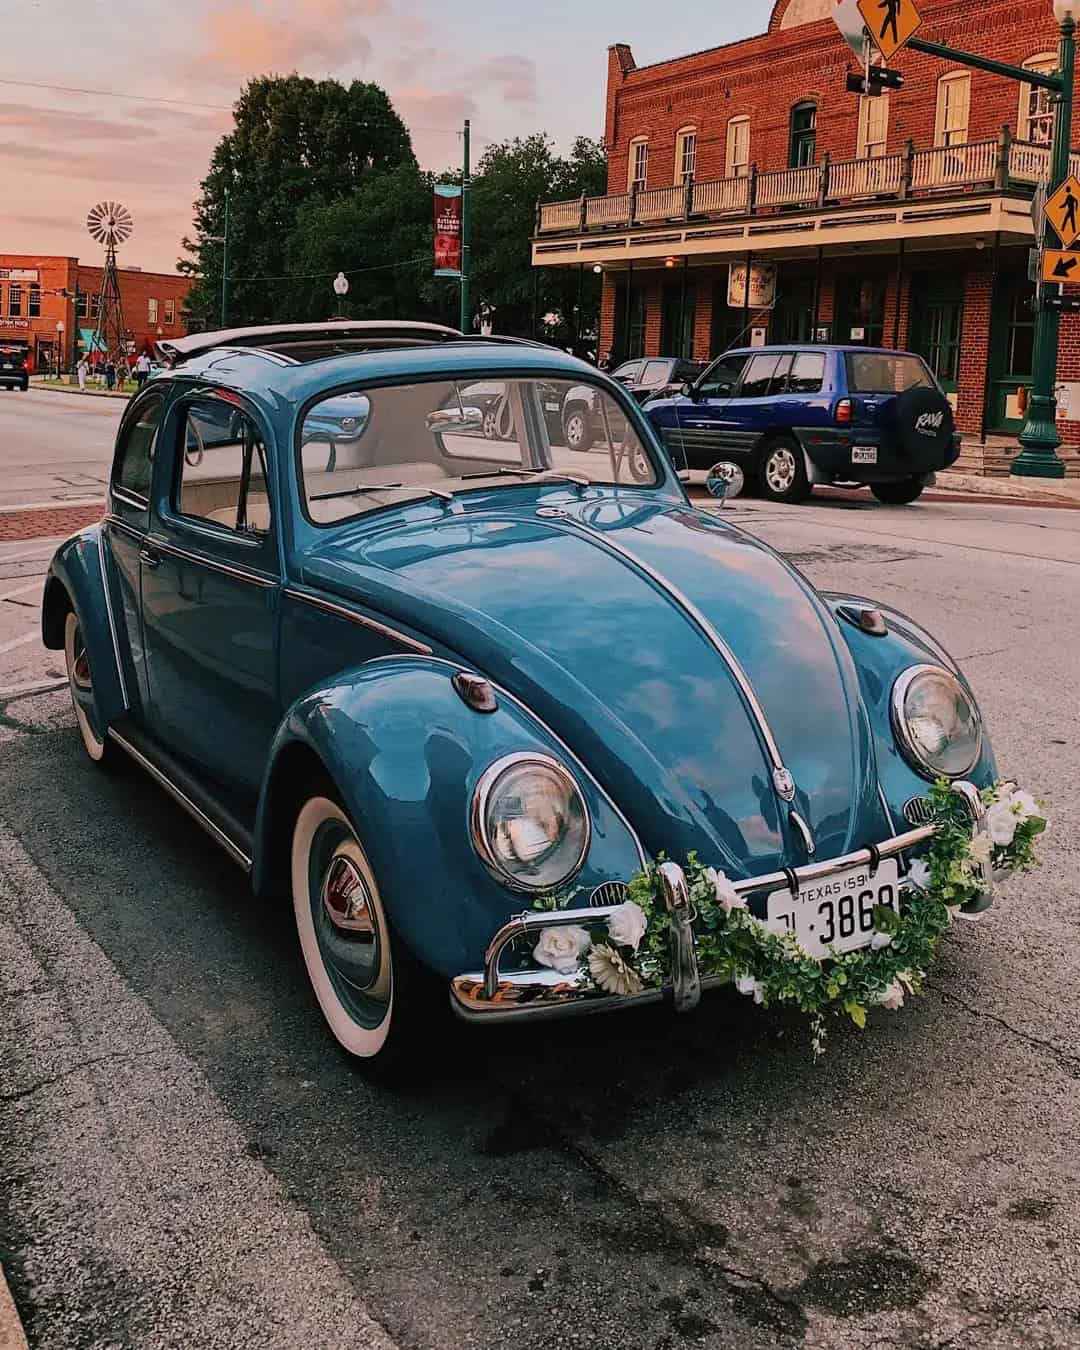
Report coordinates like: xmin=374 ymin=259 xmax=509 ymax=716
xmin=856 ymin=0 xmax=923 ymax=61
xmin=434 ymin=185 xmax=462 ymax=277
xmin=1044 ymin=174 xmax=1080 ymax=250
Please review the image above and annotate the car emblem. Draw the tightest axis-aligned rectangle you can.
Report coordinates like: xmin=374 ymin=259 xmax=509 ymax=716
xmin=536 ymin=506 xmax=570 ymax=518
xmin=772 ymin=767 xmax=796 ymax=802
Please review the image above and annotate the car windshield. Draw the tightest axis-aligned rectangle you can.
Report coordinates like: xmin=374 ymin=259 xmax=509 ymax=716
xmin=846 ymin=352 xmax=935 ymax=394
xmin=297 ymin=376 xmax=657 ymax=525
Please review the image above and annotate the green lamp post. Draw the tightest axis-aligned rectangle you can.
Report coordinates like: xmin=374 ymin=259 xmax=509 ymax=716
xmin=1014 ymin=0 xmax=1076 ymax=479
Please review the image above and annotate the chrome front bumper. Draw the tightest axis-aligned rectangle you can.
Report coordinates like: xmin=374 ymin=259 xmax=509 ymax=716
xmin=449 ymin=781 xmax=991 ymax=1025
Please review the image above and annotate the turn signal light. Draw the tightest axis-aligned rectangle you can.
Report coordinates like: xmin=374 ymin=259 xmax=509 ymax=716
xmin=835 ymin=398 xmax=853 ymax=424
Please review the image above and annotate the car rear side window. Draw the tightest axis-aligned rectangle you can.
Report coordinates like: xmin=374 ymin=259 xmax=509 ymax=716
xmin=738 ymin=353 xmax=785 ymax=398
xmin=640 ymin=359 xmax=670 ymax=387
xmin=847 ymin=353 xmax=934 ymax=393
xmin=113 ymin=390 xmax=166 ymax=500
xmin=788 ymin=352 xmax=827 ymax=394
xmin=177 ymin=398 xmax=273 ymax=537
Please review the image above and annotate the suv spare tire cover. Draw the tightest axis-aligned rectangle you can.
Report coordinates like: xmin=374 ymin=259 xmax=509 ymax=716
xmin=883 ymin=386 xmax=954 ymax=469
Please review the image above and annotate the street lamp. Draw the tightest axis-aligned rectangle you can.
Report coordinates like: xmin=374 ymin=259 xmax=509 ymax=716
xmin=55 ymin=320 xmax=64 ymax=378
xmin=1014 ymin=0 xmax=1075 ymax=478
xmin=332 ymin=271 xmax=350 ymax=317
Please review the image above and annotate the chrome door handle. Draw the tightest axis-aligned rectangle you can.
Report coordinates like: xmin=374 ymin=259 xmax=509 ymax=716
xmin=139 ymin=546 xmax=162 ymax=570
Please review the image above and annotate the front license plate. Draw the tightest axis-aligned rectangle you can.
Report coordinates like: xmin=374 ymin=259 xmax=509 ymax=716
xmin=852 ymin=445 xmax=878 ymax=464
xmin=766 ymin=859 xmax=900 ymax=960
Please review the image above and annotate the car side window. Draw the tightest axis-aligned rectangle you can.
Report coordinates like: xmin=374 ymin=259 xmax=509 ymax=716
xmin=640 ymin=359 xmax=670 ymax=388
xmin=768 ymin=353 xmax=795 ymax=394
xmin=697 ymin=357 xmax=746 ymax=399
xmin=612 ymin=361 xmax=642 ymax=383
xmin=176 ymin=398 xmax=273 ymax=537
xmin=736 ymin=353 xmax=783 ymax=398
xmin=788 ymin=351 xmax=827 ymax=394
xmin=113 ymin=390 xmax=166 ymax=499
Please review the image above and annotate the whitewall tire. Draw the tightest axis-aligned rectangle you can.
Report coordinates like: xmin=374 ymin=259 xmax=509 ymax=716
xmin=64 ymin=610 xmax=109 ymax=763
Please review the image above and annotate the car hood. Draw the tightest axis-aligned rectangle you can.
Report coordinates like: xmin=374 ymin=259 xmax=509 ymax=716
xmin=302 ymin=496 xmax=884 ymax=876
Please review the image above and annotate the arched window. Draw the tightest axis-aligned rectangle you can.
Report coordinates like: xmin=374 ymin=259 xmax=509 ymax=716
xmin=628 ymin=136 xmax=648 ymax=194
xmin=935 ymin=72 xmax=970 ymax=147
xmin=789 ymin=101 xmax=817 ymax=168
xmin=1019 ymin=53 xmax=1057 ymax=144
xmin=726 ymin=116 xmax=750 ymax=178
xmin=674 ymin=126 xmax=697 ymax=186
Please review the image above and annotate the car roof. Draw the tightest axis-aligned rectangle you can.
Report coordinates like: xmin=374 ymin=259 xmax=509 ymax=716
xmin=164 ymin=338 xmax=604 ymax=403
xmin=718 ymin=344 xmax=915 ymax=358
xmin=158 ymin=320 xmax=464 ymax=366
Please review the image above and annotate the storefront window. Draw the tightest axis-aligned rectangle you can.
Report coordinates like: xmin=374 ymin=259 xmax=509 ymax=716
xmin=1006 ymin=286 xmax=1035 ymax=377
xmin=835 ymin=275 xmax=886 ymax=347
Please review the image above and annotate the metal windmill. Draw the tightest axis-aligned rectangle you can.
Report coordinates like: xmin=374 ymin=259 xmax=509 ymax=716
xmin=86 ymin=201 xmax=133 ymax=367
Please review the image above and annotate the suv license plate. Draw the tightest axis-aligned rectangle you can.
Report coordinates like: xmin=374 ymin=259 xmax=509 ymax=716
xmin=852 ymin=446 xmax=878 ymax=464
xmin=765 ymin=859 xmax=900 ymax=961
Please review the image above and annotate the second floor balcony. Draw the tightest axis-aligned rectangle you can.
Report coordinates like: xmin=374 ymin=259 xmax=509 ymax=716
xmin=536 ymin=133 xmax=1078 ymax=238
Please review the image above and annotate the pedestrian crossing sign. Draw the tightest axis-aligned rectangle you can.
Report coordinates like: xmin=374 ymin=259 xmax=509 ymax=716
xmin=1044 ymin=175 xmax=1080 ymax=250
xmin=856 ymin=0 xmax=923 ymax=61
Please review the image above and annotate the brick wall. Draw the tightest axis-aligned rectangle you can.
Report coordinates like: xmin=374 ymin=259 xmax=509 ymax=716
xmin=76 ymin=264 xmax=190 ymax=354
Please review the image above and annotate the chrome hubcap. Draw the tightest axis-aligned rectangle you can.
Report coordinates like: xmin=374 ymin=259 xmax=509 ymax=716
xmin=321 ymin=855 xmax=375 ymax=936
xmin=766 ymin=447 xmax=796 ymax=493
xmin=311 ymin=831 xmax=385 ymax=1019
xmin=566 ymin=416 xmax=584 ymax=447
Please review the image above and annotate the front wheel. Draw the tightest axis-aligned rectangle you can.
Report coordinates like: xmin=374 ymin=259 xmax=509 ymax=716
xmin=63 ymin=610 xmax=114 ymax=765
xmin=758 ymin=437 xmax=811 ymax=504
xmin=871 ymin=478 xmax=925 ymax=505
xmin=291 ymin=791 xmax=424 ymax=1066
xmin=562 ymin=406 xmax=594 ymax=452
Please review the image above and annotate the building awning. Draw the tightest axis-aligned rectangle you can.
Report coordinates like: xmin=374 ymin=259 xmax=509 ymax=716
xmin=78 ymin=328 xmax=106 ymax=352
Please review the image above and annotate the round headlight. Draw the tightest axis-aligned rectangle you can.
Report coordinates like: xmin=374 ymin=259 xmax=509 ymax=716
xmin=471 ymin=753 xmax=590 ymax=892
xmin=891 ymin=664 xmax=982 ymax=779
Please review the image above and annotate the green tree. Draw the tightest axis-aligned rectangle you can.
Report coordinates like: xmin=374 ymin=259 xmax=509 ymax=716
xmin=180 ymin=75 xmax=415 ymax=327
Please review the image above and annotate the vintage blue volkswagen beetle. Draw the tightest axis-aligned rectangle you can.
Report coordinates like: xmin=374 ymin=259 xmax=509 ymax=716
xmin=42 ymin=321 xmax=996 ymax=1064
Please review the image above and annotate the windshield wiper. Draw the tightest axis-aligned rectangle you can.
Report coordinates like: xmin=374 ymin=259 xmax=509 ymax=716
xmin=458 ymin=467 xmax=589 ymax=494
xmin=310 ymin=482 xmax=454 ymax=504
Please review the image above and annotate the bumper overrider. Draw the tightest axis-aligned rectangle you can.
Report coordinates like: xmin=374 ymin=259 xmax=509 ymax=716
xmin=449 ymin=781 xmax=992 ymax=1024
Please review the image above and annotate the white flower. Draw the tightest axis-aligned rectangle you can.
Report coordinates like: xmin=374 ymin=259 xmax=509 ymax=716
xmin=734 ymin=972 xmax=766 ymax=1004
xmin=705 ymin=866 xmax=746 ymax=914
xmin=907 ymin=859 xmax=931 ymax=891
xmin=605 ymin=901 xmax=648 ymax=952
xmin=985 ymin=800 xmax=1018 ymax=847
xmin=875 ymin=981 xmax=905 ymax=1011
xmin=991 ymin=780 xmax=1017 ymax=804
xmin=969 ymin=833 xmax=993 ymax=866
xmin=588 ymin=943 xmax=644 ymax=996
xmin=870 ymin=931 xmax=893 ymax=951
xmin=533 ymin=925 xmax=591 ymax=975
xmin=1009 ymin=790 xmax=1040 ymax=822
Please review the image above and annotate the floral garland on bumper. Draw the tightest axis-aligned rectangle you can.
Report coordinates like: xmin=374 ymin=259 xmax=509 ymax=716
xmin=533 ymin=781 xmax=1046 ymax=1054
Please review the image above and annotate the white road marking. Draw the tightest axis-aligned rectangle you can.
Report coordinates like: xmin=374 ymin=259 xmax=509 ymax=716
xmin=0 ymin=579 xmax=44 ymax=603
xmin=0 ymin=631 xmax=39 ymax=656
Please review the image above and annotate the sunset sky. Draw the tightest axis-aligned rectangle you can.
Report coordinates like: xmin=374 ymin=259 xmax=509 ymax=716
xmin=1 ymin=0 xmax=776 ymax=273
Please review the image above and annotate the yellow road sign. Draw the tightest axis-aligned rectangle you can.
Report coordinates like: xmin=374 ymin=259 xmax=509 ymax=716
xmin=857 ymin=0 xmax=923 ymax=61
xmin=1044 ymin=175 xmax=1080 ymax=249
xmin=1043 ymin=249 xmax=1080 ymax=283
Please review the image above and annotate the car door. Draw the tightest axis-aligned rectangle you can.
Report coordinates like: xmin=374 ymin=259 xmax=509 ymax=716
xmin=140 ymin=390 xmax=281 ymax=800
xmin=726 ymin=351 xmax=794 ymax=452
xmin=660 ymin=353 xmax=749 ymax=468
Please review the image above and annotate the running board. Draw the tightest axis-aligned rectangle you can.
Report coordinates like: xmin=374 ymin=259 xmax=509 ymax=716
xmin=107 ymin=721 xmax=255 ymax=872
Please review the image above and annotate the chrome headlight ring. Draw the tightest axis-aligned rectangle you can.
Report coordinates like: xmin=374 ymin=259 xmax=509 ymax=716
xmin=890 ymin=663 xmax=983 ymax=781
xmin=471 ymin=752 xmax=591 ymax=893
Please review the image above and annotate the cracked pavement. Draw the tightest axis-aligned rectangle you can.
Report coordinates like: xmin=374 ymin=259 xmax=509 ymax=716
xmin=1 ymin=492 xmax=1078 ymax=1349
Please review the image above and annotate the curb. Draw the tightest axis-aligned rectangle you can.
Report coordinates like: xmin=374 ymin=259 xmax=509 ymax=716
xmin=30 ymin=381 xmax=131 ymax=401
xmin=0 ymin=1265 xmax=28 ymax=1350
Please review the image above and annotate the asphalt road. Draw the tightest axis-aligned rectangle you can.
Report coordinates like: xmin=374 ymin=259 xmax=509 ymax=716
xmin=1 ymin=493 xmax=1078 ymax=1350
xmin=0 ymin=386 xmax=122 ymax=509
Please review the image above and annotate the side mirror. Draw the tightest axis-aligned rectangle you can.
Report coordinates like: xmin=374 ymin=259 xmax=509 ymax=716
xmin=705 ymin=461 xmax=745 ymax=507
xmin=680 ymin=381 xmax=698 ymax=401
xmin=426 ymin=406 xmax=484 ymax=434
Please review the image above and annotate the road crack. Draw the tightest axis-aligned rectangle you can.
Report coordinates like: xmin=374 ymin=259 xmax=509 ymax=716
xmin=939 ymin=991 xmax=1080 ymax=1078
xmin=0 ymin=1049 xmax=163 ymax=1105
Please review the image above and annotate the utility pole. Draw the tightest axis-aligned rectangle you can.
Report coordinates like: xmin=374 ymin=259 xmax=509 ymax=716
xmin=221 ymin=187 xmax=231 ymax=330
xmin=460 ymin=120 xmax=471 ymax=334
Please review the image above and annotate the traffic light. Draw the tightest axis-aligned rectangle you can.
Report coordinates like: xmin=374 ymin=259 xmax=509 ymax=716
xmin=846 ymin=67 xmax=905 ymax=97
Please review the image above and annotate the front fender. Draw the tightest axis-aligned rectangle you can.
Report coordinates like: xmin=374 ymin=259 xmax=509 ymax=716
xmin=254 ymin=657 xmax=645 ymax=979
xmin=824 ymin=593 xmax=998 ymax=820
xmin=42 ymin=525 xmax=127 ymax=726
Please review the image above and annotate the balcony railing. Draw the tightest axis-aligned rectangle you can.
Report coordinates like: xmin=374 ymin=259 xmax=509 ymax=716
xmin=536 ymin=133 xmax=1077 ymax=236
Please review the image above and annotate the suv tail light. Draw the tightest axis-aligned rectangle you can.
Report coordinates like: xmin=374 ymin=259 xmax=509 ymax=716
xmin=834 ymin=398 xmax=853 ymax=425
xmin=23 ymin=357 xmax=31 ymax=371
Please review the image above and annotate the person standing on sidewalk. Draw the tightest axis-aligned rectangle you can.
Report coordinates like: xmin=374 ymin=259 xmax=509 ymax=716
xmin=104 ymin=359 xmax=116 ymax=392
xmin=76 ymin=356 xmax=89 ymax=392
xmin=133 ymin=351 xmax=151 ymax=389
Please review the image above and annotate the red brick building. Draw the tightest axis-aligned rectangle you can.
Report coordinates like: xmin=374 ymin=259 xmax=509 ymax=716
xmin=532 ymin=0 xmax=1080 ymax=472
xmin=0 ymin=253 xmax=190 ymax=374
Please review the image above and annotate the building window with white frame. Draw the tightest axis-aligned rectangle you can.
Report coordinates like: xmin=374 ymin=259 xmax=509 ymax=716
xmin=674 ymin=127 xmax=697 ymax=185
xmin=164 ymin=298 xmax=175 ymax=325
xmin=857 ymin=94 xmax=889 ymax=158
xmin=726 ymin=116 xmax=750 ymax=178
xmin=935 ymin=72 xmax=971 ymax=147
xmin=8 ymin=283 xmax=21 ymax=317
xmin=28 ymin=284 xmax=41 ymax=318
xmin=628 ymin=137 xmax=648 ymax=193
xmin=148 ymin=297 xmax=159 ymax=324
xmin=1019 ymin=54 xmax=1057 ymax=144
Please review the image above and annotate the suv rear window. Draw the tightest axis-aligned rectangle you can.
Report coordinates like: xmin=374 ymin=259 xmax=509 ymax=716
xmin=847 ymin=353 xmax=934 ymax=393
xmin=788 ymin=351 xmax=826 ymax=394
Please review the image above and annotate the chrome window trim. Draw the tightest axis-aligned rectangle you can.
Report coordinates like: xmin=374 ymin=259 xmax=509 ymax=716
xmin=890 ymin=663 xmax=983 ymax=781
xmin=364 ymin=653 xmax=648 ymax=869
xmin=111 ymin=486 xmax=148 ymax=511
xmin=171 ymin=513 xmax=267 ymax=550
xmin=283 ymin=588 xmax=433 ymax=655
xmin=105 ymin=514 xmax=144 ymax=543
xmin=107 ymin=728 xmax=252 ymax=871
xmin=147 ymin=536 xmax=278 ymax=589
xmin=97 ymin=528 xmax=129 ymax=709
xmin=470 ymin=751 xmax=592 ymax=894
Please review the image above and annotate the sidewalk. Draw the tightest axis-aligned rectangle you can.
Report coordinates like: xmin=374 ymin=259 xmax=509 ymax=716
xmin=30 ymin=377 xmax=131 ymax=401
xmin=934 ymin=470 xmax=1080 ymax=506
xmin=0 ymin=1266 xmax=27 ymax=1350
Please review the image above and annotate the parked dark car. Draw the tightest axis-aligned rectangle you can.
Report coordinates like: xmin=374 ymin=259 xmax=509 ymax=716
xmin=645 ymin=345 xmax=960 ymax=505
xmin=562 ymin=357 xmax=705 ymax=453
xmin=0 ymin=339 xmax=31 ymax=391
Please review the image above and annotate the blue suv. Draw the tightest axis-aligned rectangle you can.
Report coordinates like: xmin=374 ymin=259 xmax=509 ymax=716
xmin=644 ymin=345 xmax=960 ymax=505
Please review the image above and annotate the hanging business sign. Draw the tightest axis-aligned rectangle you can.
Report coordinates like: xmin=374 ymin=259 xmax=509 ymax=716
xmin=433 ymin=184 xmax=463 ymax=277
xmin=727 ymin=262 xmax=778 ymax=310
